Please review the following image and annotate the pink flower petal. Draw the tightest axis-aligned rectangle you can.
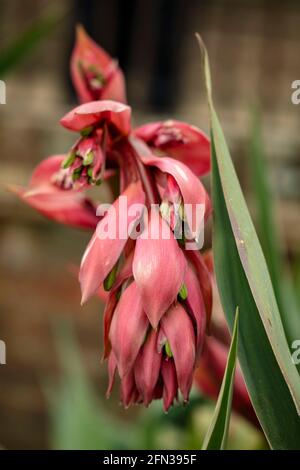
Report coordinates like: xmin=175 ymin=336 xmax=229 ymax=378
xmin=60 ymin=100 xmax=131 ymax=135
xmin=120 ymin=371 xmax=140 ymax=408
xmin=184 ymin=264 xmax=206 ymax=360
xmin=9 ymin=155 xmax=99 ymax=230
xmin=109 ymin=281 xmax=149 ymax=378
xmin=133 ymin=209 xmax=187 ymax=328
xmin=130 ymin=136 xmax=211 ymax=240
xmin=135 ymin=120 xmax=210 ymax=176
xmin=161 ymin=359 xmax=178 ymax=412
xmin=134 ymin=330 xmax=162 ymax=405
xmin=106 ymin=351 xmax=117 ymax=398
xmin=186 ymin=250 xmax=212 ymax=328
xmin=161 ymin=303 xmax=195 ymax=401
xmin=29 ymin=154 xmax=66 ymax=187
xmin=103 ymin=291 xmax=119 ymax=360
xmin=79 ymin=181 xmax=145 ymax=303
xmin=102 ymin=253 xmax=134 ymax=359
xmin=71 ymin=25 xmax=126 ymax=104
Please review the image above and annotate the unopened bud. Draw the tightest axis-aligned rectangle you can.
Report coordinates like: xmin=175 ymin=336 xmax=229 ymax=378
xmin=165 ymin=341 xmax=173 ymax=358
xmin=178 ymin=283 xmax=188 ymax=300
xmin=87 ymin=167 xmax=94 ymax=178
xmin=62 ymin=151 xmax=76 ymax=169
xmin=72 ymin=166 xmax=83 ymax=181
xmin=104 ymin=262 xmax=118 ymax=291
xmin=80 ymin=126 xmax=93 ymax=137
xmin=83 ymin=150 xmax=94 ymax=166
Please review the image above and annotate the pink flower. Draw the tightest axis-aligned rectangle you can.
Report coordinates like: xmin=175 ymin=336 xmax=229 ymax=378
xmin=184 ymin=264 xmax=206 ymax=357
xmin=134 ymin=329 xmax=161 ymax=406
xmin=12 ymin=29 xmax=214 ymax=412
xmin=133 ymin=209 xmax=187 ymax=328
xmin=109 ymin=281 xmax=149 ymax=377
xmin=71 ymin=25 xmax=126 ymax=104
xmin=106 ymin=278 xmax=204 ymax=411
xmin=130 ymin=135 xmax=211 ymax=241
xmin=60 ymin=99 xmax=131 ymax=134
xmin=186 ymin=250 xmax=213 ymax=327
xmin=60 ymin=100 xmax=131 ymax=188
xmin=134 ymin=120 xmax=210 ymax=176
xmin=79 ymin=181 xmax=145 ymax=303
xmin=160 ymin=303 xmax=196 ymax=401
xmin=101 ymin=208 xmax=211 ymax=410
xmin=9 ymin=155 xmax=98 ymax=229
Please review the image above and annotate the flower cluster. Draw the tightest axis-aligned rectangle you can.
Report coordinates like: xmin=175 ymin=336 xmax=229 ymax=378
xmin=12 ymin=26 xmax=213 ymax=411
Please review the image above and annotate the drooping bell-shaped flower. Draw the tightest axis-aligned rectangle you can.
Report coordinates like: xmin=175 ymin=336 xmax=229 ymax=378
xmin=160 ymin=303 xmax=196 ymax=401
xmin=132 ymin=208 xmax=187 ymax=328
xmin=103 ymin=222 xmax=210 ymax=410
xmin=105 ymin=272 xmax=206 ymax=411
xmin=131 ymin=135 xmax=211 ymax=243
xmin=134 ymin=329 xmax=162 ymax=406
xmin=60 ymin=99 xmax=131 ymax=134
xmin=134 ymin=120 xmax=211 ymax=176
xmin=184 ymin=263 xmax=206 ymax=357
xmin=156 ymin=173 xmax=182 ymax=232
xmin=109 ymin=281 xmax=149 ymax=377
xmin=11 ymin=28 xmax=215 ymax=414
xmin=71 ymin=25 xmax=126 ymax=104
xmin=9 ymin=155 xmax=99 ymax=229
xmin=79 ymin=180 xmax=145 ymax=303
xmin=161 ymin=358 xmax=178 ymax=412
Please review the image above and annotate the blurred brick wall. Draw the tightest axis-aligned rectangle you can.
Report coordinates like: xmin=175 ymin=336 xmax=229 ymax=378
xmin=0 ymin=0 xmax=299 ymax=449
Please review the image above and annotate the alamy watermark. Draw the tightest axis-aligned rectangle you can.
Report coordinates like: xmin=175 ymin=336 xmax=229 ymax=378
xmin=291 ymin=340 xmax=300 ymax=365
xmin=0 ymin=340 xmax=6 ymax=365
xmin=96 ymin=199 xmax=205 ymax=250
xmin=0 ymin=80 xmax=6 ymax=104
xmin=291 ymin=80 xmax=300 ymax=104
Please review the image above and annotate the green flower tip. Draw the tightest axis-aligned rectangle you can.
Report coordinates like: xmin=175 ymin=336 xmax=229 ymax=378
xmin=83 ymin=150 xmax=94 ymax=166
xmin=62 ymin=151 xmax=76 ymax=169
xmin=178 ymin=283 xmax=188 ymax=300
xmin=103 ymin=263 xmax=118 ymax=291
xmin=165 ymin=341 xmax=173 ymax=358
xmin=80 ymin=126 xmax=94 ymax=137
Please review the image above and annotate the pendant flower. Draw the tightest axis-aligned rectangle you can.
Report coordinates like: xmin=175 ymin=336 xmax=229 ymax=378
xmin=134 ymin=120 xmax=211 ymax=176
xmin=9 ymin=155 xmax=98 ymax=229
xmin=71 ymin=26 xmax=126 ymax=104
xmin=60 ymin=100 xmax=131 ymax=188
xmin=105 ymin=244 xmax=210 ymax=411
xmin=11 ymin=28 xmax=215 ymax=412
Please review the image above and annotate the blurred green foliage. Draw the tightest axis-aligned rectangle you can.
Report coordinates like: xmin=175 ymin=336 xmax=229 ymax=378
xmin=249 ymin=111 xmax=300 ymax=372
xmin=0 ymin=3 xmax=66 ymax=76
xmin=202 ymin=310 xmax=238 ymax=450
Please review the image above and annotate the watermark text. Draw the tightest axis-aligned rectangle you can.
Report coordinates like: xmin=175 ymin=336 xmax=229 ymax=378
xmin=96 ymin=199 xmax=205 ymax=250
xmin=0 ymin=80 xmax=6 ymax=104
xmin=291 ymin=80 xmax=300 ymax=104
xmin=291 ymin=339 xmax=300 ymax=365
xmin=0 ymin=340 xmax=6 ymax=365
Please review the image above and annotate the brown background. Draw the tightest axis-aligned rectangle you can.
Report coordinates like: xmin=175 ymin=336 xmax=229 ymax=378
xmin=0 ymin=0 xmax=299 ymax=449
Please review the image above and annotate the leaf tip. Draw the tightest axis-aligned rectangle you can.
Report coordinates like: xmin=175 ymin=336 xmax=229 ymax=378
xmin=195 ymin=32 xmax=213 ymax=107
